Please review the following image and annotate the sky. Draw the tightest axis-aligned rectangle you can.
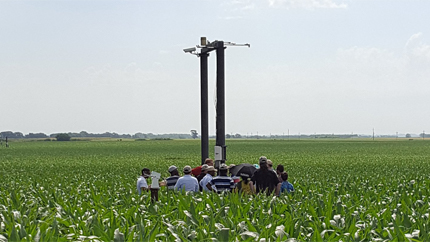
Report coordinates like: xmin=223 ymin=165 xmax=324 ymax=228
xmin=1 ymin=0 xmax=429 ymax=136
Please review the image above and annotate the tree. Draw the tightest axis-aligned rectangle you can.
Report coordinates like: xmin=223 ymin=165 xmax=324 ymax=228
xmin=226 ymin=134 xmax=231 ymax=139
xmin=56 ymin=133 xmax=71 ymax=141
xmin=234 ymin=133 xmax=242 ymax=138
xmin=406 ymin=133 xmax=411 ymax=138
xmin=25 ymin=133 xmax=48 ymax=138
xmin=190 ymin=130 xmax=198 ymax=139
xmin=80 ymin=131 xmax=89 ymax=137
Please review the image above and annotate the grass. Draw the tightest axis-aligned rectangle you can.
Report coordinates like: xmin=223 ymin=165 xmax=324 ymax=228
xmin=1 ymin=139 xmax=430 ymax=241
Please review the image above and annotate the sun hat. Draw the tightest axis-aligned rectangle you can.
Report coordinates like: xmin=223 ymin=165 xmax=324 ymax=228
xmin=206 ymin=166 xmax=217 ymax=172
xmin=168 ymin=165 xmax=177 ymax=173
xmin=183 ymin=165 xmax=192 ymax=174
xmin=201 ymin=164 xmax=209 ymax=172
xmin=259 ymin=156 xmax=268 ymax=165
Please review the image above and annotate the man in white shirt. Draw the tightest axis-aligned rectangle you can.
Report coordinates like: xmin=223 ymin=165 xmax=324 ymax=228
xmin=199 ymin=166 xmax=217 ymax=192
xmin=137 ymin=168 xmax=151 ymax=195
xmin=174 ymin=166 xmax=199 ymax=192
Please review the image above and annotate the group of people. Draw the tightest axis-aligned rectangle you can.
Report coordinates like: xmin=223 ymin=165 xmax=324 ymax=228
xmin=137 ymin=156 xmax=294 ymax=196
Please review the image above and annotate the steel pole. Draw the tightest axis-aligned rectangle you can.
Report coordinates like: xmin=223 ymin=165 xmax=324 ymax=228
xmin=215 ymin=41 xmax=226 ymax=163
xmin=200 ymin=51 xmax=209 ymax=165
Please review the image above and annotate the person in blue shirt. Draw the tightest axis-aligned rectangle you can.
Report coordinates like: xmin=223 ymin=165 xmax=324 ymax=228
xmin=280 ymin=171 xmax=294 ymax=194
xmin=174 ymin=166 xmax=199 ymax=192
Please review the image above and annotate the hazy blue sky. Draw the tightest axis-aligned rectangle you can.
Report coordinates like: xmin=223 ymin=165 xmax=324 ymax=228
xmin=1 ymin=0 xmax=429 ymax=136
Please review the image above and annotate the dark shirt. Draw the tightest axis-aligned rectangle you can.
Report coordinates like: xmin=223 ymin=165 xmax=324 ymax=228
xmin=251 ymin=169 xmax=280 ymax=195
xmin=166 ymin=175 xmax=180 ymax=189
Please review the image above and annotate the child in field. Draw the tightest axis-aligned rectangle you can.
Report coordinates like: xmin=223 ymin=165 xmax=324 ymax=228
xmin=280 ymin=172 xmax=294 ymax=194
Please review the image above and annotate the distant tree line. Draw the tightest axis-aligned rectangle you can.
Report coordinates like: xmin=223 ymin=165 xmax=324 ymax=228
xmin=0 ymin=131 xmax=193 ymax=139
xmin=2 ymin=130 xmax=428 ymax=140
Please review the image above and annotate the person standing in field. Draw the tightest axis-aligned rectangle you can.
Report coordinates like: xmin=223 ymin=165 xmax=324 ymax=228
xmin=174 ymin=166 xmax=199 ymax=192
xmin=209 ymin=164 xmax=235 ymax=193
xmin=196 ymin=164 xmax=209 ymax=191
xmin=165 ymin=166 xmax=180 ymax=190
xmin=137 ymin=168 xmax=151 ymax=195
xmin=267 ymin=159 xmax=276 ymax=174
xmin=276 ymin=164 xmax=284 ymax=182
xmin=234 ymin=174 xmax=254 ymax=195
xmin=192 ymin=158 xmax=214 ymax=177
xmin=279 ymin=171 xmax=294 ymax=194
xmin=199 ymin=166 xmax=216 ymax=192
xmin=251 ymin=156 xmax=281 ymax=195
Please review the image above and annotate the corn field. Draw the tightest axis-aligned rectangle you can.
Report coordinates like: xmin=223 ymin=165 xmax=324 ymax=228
xmin=1 ymin=139 xmax=430 ymax=241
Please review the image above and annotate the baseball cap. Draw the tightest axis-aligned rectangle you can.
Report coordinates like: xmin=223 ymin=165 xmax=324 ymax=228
xmin=259 ymin=156 xmax=268 ymax=165
xmin=183 ymin=165 xmax=192 ymax=174
xmin=168 ymin=165 xmax=177 ymax=173
xmin=201 ymin=164 xmax=209 ymax=172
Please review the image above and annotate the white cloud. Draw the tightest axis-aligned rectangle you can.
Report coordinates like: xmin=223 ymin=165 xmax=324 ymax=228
xmin=218 ymin=0 xmax=257 ymax=20
xmin=405 ymin=32 xmax=430 ymax=61
xmin=268 ymin=0 xmax=347 ymax=9
xmin=330 ymin=33 xmax=430 ymax=97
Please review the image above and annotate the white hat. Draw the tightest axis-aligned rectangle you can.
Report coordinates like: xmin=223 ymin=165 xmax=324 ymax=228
xmin=201 ymin=164 xmax=209 ymax=172
xmin=183 ymin=165 xmax=192 ymax=174
xmin=206 ymin=166 xmax=217 ymax=172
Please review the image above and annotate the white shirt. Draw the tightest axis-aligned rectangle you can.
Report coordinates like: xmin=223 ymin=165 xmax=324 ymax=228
xmin=174 ymin=175 xmax=199 ymax=192
xmin=137 ymin=176 xmax=148 ymax=195
xmin=199 ymin=173 xmax=213 ymax=192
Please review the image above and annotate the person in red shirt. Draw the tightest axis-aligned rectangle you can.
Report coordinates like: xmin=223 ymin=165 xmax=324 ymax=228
xmin=191 ymin=158 xmax=214 ymax=177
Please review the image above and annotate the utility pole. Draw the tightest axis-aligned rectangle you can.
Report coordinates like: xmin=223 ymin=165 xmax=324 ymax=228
xmin=200 ymin=46 xmax=209 ymax=165
xmin=215 ymin=40 xmax=226 ymax=167
xmin=184 ymin=38 xmax=250 ymax=167
xmin=372 ymin=128 xmax=375 ymax=141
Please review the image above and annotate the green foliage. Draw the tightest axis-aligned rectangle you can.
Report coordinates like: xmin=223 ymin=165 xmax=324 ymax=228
xmin=1 ymin=140 xmax=430 ymax=240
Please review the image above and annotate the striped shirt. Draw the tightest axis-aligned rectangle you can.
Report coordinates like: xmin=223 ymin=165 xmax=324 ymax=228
xmin=166 ymin=175 xmax=180 ymax=190
xmin=209 ymin=175 xmax=235 ymax=193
